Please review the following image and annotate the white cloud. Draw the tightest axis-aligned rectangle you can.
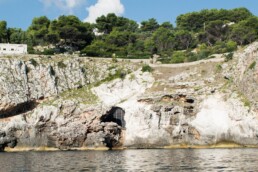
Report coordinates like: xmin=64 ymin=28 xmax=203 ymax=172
xmin=39 ymin=0 xmax=85 ymax=13
xmin=84 ymin=0 xmax=124 ymax=23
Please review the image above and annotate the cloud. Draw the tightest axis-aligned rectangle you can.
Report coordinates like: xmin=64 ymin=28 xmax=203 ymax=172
xmin=84 ymin=0 xmax=124 ymax=23
xmin=39 ymin=0 xmax=85 ymax=13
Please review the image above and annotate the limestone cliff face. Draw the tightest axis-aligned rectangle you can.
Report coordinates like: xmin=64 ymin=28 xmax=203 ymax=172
xmin=0 ymin=43 xmax=258 ymax=151
xmin=231 ymin=42 xmax=258 ymax=110
xmin=0 ymin=56 xmax=130 ymax=115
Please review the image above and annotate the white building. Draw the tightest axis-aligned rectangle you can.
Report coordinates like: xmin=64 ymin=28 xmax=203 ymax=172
xmin=0 ymin=43 xmax=27 ymax=55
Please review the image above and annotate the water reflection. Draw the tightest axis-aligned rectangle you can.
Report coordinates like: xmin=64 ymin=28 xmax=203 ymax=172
xmin=0 ymin=149 xmax=257 ymax=171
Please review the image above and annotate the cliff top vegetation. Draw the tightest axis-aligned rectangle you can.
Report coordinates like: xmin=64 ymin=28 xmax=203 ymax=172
xmin=0 ymin=7 xmax=258 ymax=63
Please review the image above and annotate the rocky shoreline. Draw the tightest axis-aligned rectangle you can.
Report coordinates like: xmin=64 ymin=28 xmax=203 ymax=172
xmin=4 ymin=142 xmax=258 ymax=152
xmin=1 ymin=42 xmax=258 ymax=151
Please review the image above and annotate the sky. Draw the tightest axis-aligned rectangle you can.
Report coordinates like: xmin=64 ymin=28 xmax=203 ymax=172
xmin=0 ymin=0 xmax=258 ymax=30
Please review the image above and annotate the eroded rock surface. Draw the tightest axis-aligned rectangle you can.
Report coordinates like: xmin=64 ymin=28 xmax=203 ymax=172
xmin=0 ymin=42 xmax=258 ymax=151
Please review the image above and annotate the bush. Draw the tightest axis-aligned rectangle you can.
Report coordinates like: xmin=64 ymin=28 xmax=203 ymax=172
xmin=170 ymin=51 xmax=186 ymax=63
xmin=42 ymin=48 xmax=55 ymax=55
xmin=249 ymin=61 xmax=256 ymax=70
xmin=216 ymin=64 xmax=222 ymax=72
xmin=29 ymin=58 xmax=38 ymax=67
xmin=186 ymin=52 xmax=198 ymax=62
xmin=196 ymin=49 xmax=211 ymax=60
xmin=27 ymin=46 xmax=35 ymax=54
xmin=224 ymin=52 xmax=234 ymax=62
xmin=57 ymin=61 xmax=67 ymax=68
xmin=226 ymin=40 xmax=237 ymax=52
xmin=141 ymin=64 xmax=153 ymax=72
xmin=94 ymin=68 xmax=128 ymax=86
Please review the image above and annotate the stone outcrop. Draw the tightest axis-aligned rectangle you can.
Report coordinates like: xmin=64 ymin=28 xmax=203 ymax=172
xmin=0 ymin=42 xmax=258 ymax=151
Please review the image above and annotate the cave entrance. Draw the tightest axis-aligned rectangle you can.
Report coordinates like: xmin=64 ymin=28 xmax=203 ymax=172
xmin=101 ymin=107 xmax=126 ymax=128
xmin=0 ymin=100 xmax=38 ymax=119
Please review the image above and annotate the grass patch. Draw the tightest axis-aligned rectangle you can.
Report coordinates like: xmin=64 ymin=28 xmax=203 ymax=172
xmin=216 ymin=64 xmax=222 ymax=72
xmin=129 ymin=73 xmax=136 ymax=81
xmin=59 ymin=86 xmax=98 ymax=104
xmin=241 ymin=95 xmax=251 ymax=108
xmin=94 ymin=68 xmax=128 ymax=86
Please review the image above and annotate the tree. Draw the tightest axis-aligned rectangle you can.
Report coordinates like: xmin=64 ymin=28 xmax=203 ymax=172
xmin=174 ymin=30 xmax=195 ymax=50
xmin=106 ymin=30 xmax=136 ymax=47
xmin=207 ymin=20 xmax=227 ymax=39
xmin=230 ymin=8 xmax=253 ymax=22
xmin=230 ymin=24 xmax=257 ymax=45
xmin=160 ymin=22 xmax=173 ymax=30
xmin=50 ymin=15 xmax=94 ymax=50
xmin=81 ymin=40 xmax=116 ymax=57
xmin=0 ymin=21 xmax=7 ymax=43
xmin=198 ymin=20 xmax=229 ymax=46
xmin=27 ymin=16 xmax=50 ymax=45
xmin=45 ymin=32 xmax=59 ymax=45
xmin=237 ymin=16 xmax=258 ymax=34
xmin=96 ymin=13 xmax=118 ymax=34
xmin=228 ymin=16 xmax=258 ymax=45
xmin=151 ymin=27 xmax=174 ymax=52
xmin=141 ymin=18 xmax=159 ymax=32
xmin=116 ymin=17 xmax=139 ymax=32
xmin=176 ymin=8 xmax=253 ymax=32
xmin=8 ymin=28 xmax=27 ymax=44
xmin=95 ymin=13 xmax=138 ymax=34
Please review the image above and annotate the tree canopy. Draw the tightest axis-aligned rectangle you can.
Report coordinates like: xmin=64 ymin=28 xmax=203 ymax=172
xmin=1 ymin=7 xmax=258 ymax=63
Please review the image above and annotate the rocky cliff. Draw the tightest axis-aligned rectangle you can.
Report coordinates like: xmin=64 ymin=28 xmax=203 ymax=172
xmin=0 ymin=43 xmax=258 ymax=151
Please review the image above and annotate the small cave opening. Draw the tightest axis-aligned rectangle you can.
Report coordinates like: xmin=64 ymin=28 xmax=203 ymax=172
xmin=101 ymin=107 xmax=126 ymax=128
xmin=0 ymin=100 xmax=38 ymax=119
xmin=185 ymin=98 xmax=195 ymax=104
xmin=184 ymin=105 xmax=194 ymax=115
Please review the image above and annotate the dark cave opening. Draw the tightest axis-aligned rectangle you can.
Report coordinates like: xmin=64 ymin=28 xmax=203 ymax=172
xmin=185 ymin=98 xmax=195 ymax=104
xmin=0 ymin=100 xmax=38 ymax=119
xmin=101 ymin=107 xmax=126 ymax=128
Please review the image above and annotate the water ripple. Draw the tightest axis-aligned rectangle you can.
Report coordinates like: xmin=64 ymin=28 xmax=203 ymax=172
xmin=0 ymin=149 xmax=257 ymax=171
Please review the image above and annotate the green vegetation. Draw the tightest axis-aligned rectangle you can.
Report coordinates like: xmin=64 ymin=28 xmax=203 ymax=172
xmin=216 ymin=64 xmax=223 ymax=72
xmin=243 ymin=98 xmax=251 ymax=107
xmin=249 ymin=61 xmax=256 ymax=70
xmin=224 ymin=52 xmax=234 ymax=62
xmin=141 ymin=64 xmax=153 ymax=72
xmin=57 ymin=86 xmax=98 ymax=105
xmin=29 ymin=58 xmax=38 ymax=67
xmin=1 ymin=8 xmax=258 ymax=63
xmin=95 ymin=68 xmax=129 ymax=86
xmin=57 ymin=61 xmax=67 ymax=68
xmin=237 ymin=92 xmax=251 ymax=108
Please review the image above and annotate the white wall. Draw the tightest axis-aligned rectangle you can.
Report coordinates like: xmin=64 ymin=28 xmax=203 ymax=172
xmin=0 ymin=44 xmax=27 ymax=55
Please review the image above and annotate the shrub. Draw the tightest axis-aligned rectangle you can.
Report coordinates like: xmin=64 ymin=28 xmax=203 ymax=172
xmin=29 ymin=58 xmax=38 ymax=67
xmin=94 ymin=68 xmax=128 ymax=86
xmin=42 ymin=48 xmax=55 ymax=55
xmin=57 ymin=61 xmax=67 ymax=68
xmin=112 ymin=55 xmax=118 ymax=63
xmin=141 ymin=64 xmax=153 ymax=72
xmin=27 ymin=46 xmax=35 ymax=54
xmin=226 ymin=40 xmax=237 ymax=52
xmin=216 ymin=64 xmax=222 ymax=72
xmin=196 ymin=49 xmax=211 ymax=60
xmin=170 ymin=51 xmax=186 ymax=63
xmin=249 ymin=61 xmax=256 ymax=70
xmin=224 ymin=52 xmax=234 ymax=62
